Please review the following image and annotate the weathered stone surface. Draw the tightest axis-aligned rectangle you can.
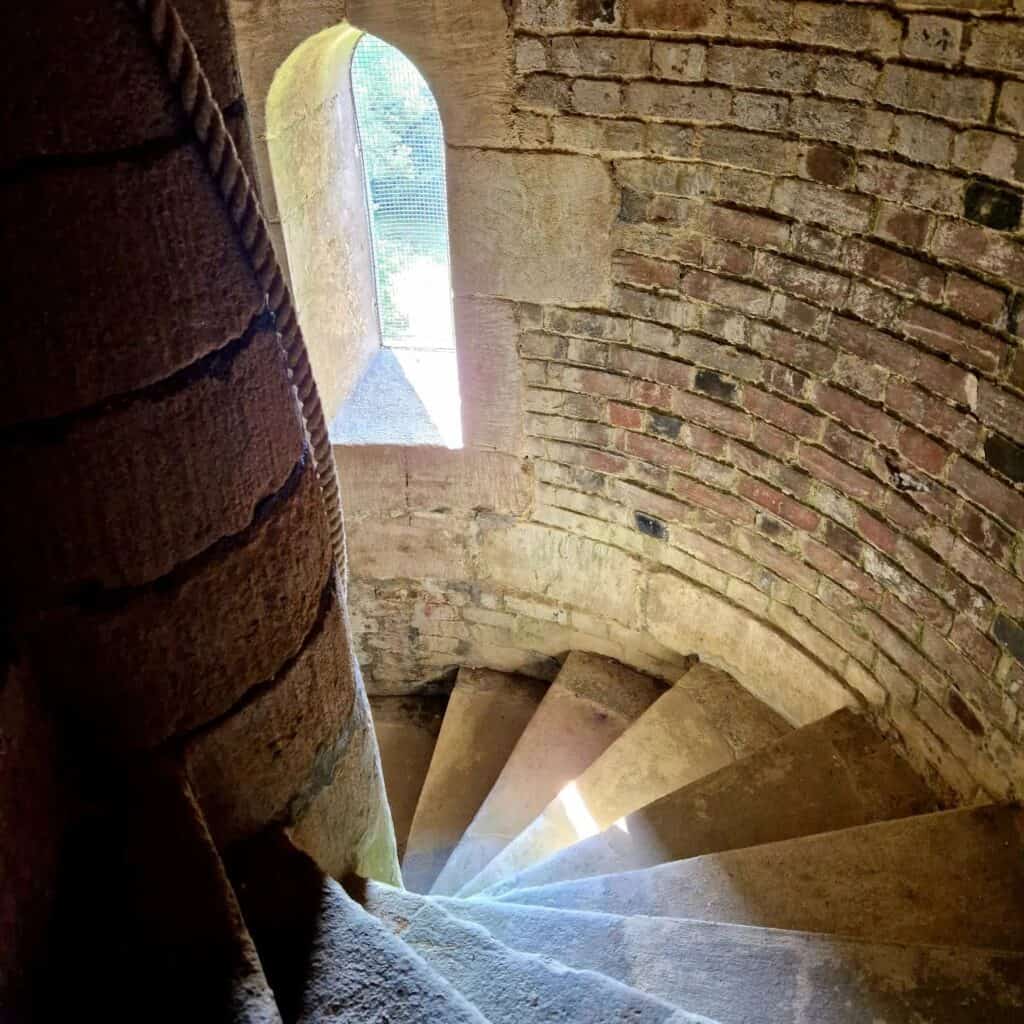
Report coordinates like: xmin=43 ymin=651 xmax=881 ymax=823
xmin=370 ymin=694 xmax=448 ymax=859
xmin=504 ymin=805 xmax=1024 ymax=951
xmin=403 ymin=669 xmax=548 ymax=893
xmin=2 ymin=328 xmax=303 ymax=603
xmin=33 ymin=457 xmax=331 ymax=751
xmin=292 ymin=686 xmax=403 ymax=886
xmin=483 ymin=707 xmax=938 ymax=896
xmin=266 ymin=26 xmax=380 ymax=420
xmin=432 ymin=652 xmax=663 ymax=894
xmin=363 ymin=887 xmax=709 ymax=1024
xmin=1 ymin=140 xmax=264 ymax=426
xmin=440 ymin=898 xmax=1024 ymax=1024
xmin=455 ymin=297 xmax=524 ymax=453
xmin=187 ymin=577 xmax=357 ymax=848
xmin=645 ymin=573 xmax=856 ymax=725
xmin=232 ymin=833 xmax=487 ymax=1023
xmin=1 ymin=0 xmax=241 ymax=168
xmin=479 ymin=522 xmax=644 ymax=625
xmin=449 ymin=150 xmax=616 ymax=305
xmin=462 ymin=663 xmax=791 ymax=895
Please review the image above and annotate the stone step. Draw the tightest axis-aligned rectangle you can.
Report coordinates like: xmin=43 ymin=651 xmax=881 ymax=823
xmin=479 ymin=708 xmax=937 ymax=897
xmin=231 ymin=834 xmax=490 ymax=1024
xmin=430 ymin=652 xmax=665 ymax=895
xmin=371 ymin=694 xmax=448 ymax=859
xmin=402 ymin=669 xmax=547 ymax=893
xmin=460 ymin=664 xmax=791 ymax=897
xmin=438 ymin=897 xmax=1024 ymax=1024
xmin=358 ymin=882 xmax=716 ymax=1024
xmin=497 ymin=804 xmax=1024 ymax=951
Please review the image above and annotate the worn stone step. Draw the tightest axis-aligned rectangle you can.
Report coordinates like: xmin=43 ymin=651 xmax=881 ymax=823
xmin=357 ymin=883 xmax=715 ymax=1024
xmin=438 ymin=897 xmax=1024 ymax=1024
xmin=371 ymin=694 xmax=449 ymax=859
xmin=231 ymin=834 xmax=490 ymax=1024
xmin=430 ymin=652 xmax=665 ymax=895
xmin=460 ymin=665 xmax=791 ymax=896
xmin=402 ymin=669 xmax=547 ymax=893
xmin=479 ymin=708 xmax=937 ymax=897
xmin=497 ymin=805 xmax=1024 ymax=950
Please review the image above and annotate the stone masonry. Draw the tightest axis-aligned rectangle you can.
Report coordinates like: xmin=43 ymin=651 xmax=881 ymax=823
xmin=233 ymin=0 xmax=1024 ymax=805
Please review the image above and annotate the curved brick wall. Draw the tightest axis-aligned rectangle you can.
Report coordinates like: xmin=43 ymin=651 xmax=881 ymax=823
xmin=235 ymin=0 xmax=1024 ymax=802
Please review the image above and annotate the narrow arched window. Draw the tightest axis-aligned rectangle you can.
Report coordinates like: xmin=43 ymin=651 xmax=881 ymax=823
xmin=341 ymin=33 xmax=461 ymax=448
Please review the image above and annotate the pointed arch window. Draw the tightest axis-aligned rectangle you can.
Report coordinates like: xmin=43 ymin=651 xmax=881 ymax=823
xmin=336 ymin=34 xmax=461 ymax=447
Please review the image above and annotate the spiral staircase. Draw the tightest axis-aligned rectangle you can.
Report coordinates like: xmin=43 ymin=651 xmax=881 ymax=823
xmin=236 ymin=651 xmax=1024 ymax=1023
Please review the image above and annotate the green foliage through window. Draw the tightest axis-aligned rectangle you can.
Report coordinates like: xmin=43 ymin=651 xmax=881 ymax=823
xmin=351 ymin=35 xmax=455 ymax=350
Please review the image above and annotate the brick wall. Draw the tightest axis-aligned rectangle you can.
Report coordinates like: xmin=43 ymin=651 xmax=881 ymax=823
xmin=238 ymin=0 xmax=1024 ymax=803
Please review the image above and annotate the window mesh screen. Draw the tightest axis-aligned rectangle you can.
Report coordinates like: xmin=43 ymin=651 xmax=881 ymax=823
xmin=351 ymin=35 xmax=455 ymax=350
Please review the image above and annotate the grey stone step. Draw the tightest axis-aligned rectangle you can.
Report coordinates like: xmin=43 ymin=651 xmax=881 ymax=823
xmin=232 ymin=834 xmax=490 ymax=1024
xmin=370 ymin=694 xmax=448 ymax=859
xmin=358 ymin=882 xmax=716 ymax=1024
xmin=460 ymin=665 xmax=791 ymax=897
xmin=497 ymin=804 xmax=1024 ymax=950
xmin=431 ymin=652 xmax=665 ymax=895
xmin=402 ymin=669 xmax=547 ymax=893
xmin=479 ymin=708 xmax=937 ymax=897
xmin=438 ymin=897 xmax=1024 ymax=1024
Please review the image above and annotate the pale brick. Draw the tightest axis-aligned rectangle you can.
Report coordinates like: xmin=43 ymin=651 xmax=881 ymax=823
xmin=996 ymin=82 xmax=1024 ymax=134
xmin=707 ymin=45 xmax=816 ymax=92
xmin=953 ymin=130 xmax=1024 ymax=185
xmin=902 ymin=16 xmax=964 ymax=65
xmin=893 ymin=114 xmax=953 ymax=167
xmin=814 ymin=55 xmax=879 ymax=101
xmin=878 ymin=65 xmax=995 ymax=124
xmin=651 ymin=42 xmax=706 ymax=82
xmin=624 ymin=82 xmax=732 ymax=123
xmin=791 ymin=2 xmax=902 ymax=57
xmin=771 ymin=178 xmax=875 ymax=232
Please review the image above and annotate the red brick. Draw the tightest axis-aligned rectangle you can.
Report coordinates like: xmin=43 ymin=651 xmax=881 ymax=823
xmin=799 ymin=445 xmax=886 ymax=506
xmin=815 ymin=384 xmax=901 ymax=447
xmin=875 ymin=203 xmax=932 ymax=249
xmin=900 ymin=306 xmax=1007 ymax=375
xmin=612 ymin=251 xmax=681 ymax=291
xmin=949 ymin=456 xmax=1024 ymax=530
xmin=681 ymin=270 xmax=771 ymax=315
xmin=757 ymin=253 xmax=851 ymax=307
xmin=745 ymin=387 xmax=822 ymax=439
xmin=673 ymin=390 xmax=753 ymax=439
xmin=846 ymin=239 xmax=946 ymax=301
xmin=949 ymin=538 xmax=1024 ymax=610
xmin=898 ymin=427 xmax=949 ymax=476
xmin=608 ymin=402 xmax=644 ymax=429
xmin=804 ymin=538 xmax=884 ymax=604
xmin=706 ymin=205 xmax=790 ymax=248
xmin=623 ymin=430 xmax=693 ymax=472
xmin=704 ymin=239 xmax=755 ymax=276
xmin=885 ymin=380 xmax=980 ymax=452
xmin=932 ymin=220 xmax=1024 ymax=283
xmin=630 ymin=379 xmax=674 ymax=410
xmin=857 ymin=509 xmax=898 ymax=554
xmin=946 ymin=274 xmax=1007 ymax=328
xmin=582 ymin=449 xmax=628 ymax=475
xmin=748 ymin=321 xmax=837 ymax=376
xmin=739 ymin=478 xmax=820 ymax=531
xmin=671 ymin=475 xmax=757 ymax=523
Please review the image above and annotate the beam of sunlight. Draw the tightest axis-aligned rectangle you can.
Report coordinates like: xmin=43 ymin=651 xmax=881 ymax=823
xmin=558 ymin=781 xmax=602 ymax=840
xmin=612 ymin=817 xmax=629 ymax=834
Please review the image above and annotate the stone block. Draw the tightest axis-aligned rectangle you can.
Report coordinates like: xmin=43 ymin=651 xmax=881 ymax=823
xmin=33 ymin=458 xmax=332 ymax=751
xmin=2 ymin=141 xmax=264 ymax=426
xmin=644 ymin=572 xmax=856 ymax=725
xmin=186 ymin=577 xmax=358 ymax=849
xmin=449 ymin=150 xmax=615 ymax=306
xmin=2 ymin=329 xmax=303 ymax=604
